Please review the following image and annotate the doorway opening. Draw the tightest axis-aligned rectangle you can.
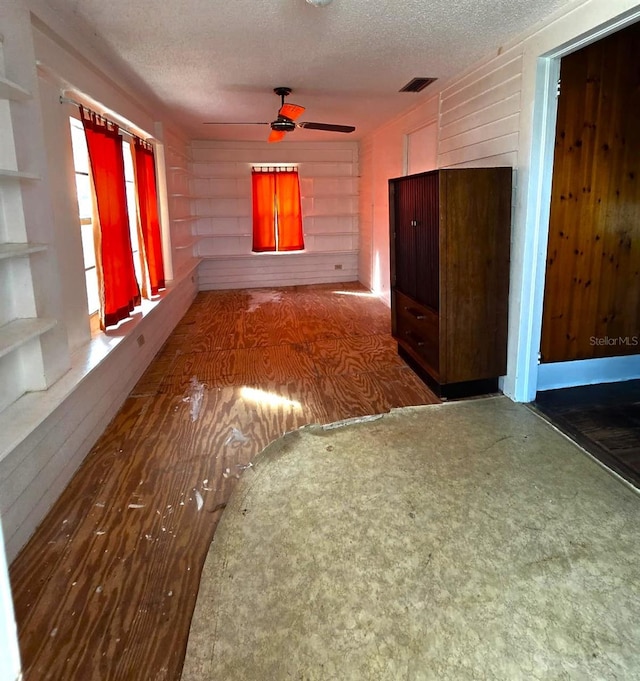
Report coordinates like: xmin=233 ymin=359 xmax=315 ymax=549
xmin=532 ymin=19 xmax=640 ymax=488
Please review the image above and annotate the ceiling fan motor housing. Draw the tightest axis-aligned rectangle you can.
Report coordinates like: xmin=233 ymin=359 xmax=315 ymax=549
xmin=271 ymin=117 xmax=296 ymax=132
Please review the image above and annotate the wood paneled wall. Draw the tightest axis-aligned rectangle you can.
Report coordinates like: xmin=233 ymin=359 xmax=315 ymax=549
xmin=541 ymin=22 xmax=640 ymax=363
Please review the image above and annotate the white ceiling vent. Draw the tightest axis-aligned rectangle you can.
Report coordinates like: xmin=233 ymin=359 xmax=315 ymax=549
xmin=399 ymin=77 xmax=438 ymax=93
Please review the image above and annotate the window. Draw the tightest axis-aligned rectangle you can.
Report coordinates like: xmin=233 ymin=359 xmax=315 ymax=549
xmin=251 ymin=167 xmax=304 ymax=252
xmin=70 ymin=117 xmax=100 ymax=315
xmin=70 ymin=117 xmax=142 ymax=318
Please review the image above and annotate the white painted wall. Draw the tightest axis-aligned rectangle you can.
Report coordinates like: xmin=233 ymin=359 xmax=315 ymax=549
xmin=192 ymin=140 xmax=359 ymax=290
xmin=406 ymin=122 xmax=438 ymax=176
xmin=359 ymin=0 xmax=640 ymax=401
xmin=357 ymin=136 xmax=374 ymax=291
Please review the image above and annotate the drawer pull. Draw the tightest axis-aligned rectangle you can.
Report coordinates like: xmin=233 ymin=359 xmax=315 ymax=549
xmin=405 ymin=330 xmax=425 ymax=347
xmin=404 ymin=306 xmax=426 ymax=320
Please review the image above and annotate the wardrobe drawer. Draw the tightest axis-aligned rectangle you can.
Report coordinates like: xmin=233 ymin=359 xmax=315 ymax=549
xmin=394 ymin=291 xmax=439 ymax=372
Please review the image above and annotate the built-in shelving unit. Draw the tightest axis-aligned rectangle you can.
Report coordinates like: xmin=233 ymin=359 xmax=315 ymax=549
xmin=166 ymin=144 xmax=200 ymax=277
xmin=0 ymin=36 xmax=63 ymax=413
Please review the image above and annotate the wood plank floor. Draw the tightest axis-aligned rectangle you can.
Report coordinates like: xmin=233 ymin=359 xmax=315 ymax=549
xmin=9 ymin=283 xmax=439 ymax=681
xmin=533 ymin=380 xmax=640 ymax=488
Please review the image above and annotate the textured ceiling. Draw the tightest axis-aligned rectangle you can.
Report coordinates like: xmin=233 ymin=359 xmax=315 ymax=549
xmin=42 ymin=0 xmax=570 ymax=142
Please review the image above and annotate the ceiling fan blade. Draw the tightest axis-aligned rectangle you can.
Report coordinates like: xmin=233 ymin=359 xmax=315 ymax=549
xmin=268 ymin=130 xmax=286 ymax=143
xmin=279 ymin=103 xmax=305 ymax=121
xmin=298 ymin=122 xmax=355 ymax=133
xmin=202 ymin=121 xmax=269 ymax=125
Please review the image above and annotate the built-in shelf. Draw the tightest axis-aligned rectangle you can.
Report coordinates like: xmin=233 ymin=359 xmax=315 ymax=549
xmin=305 ymin=213 xmax=357 ymax=218
xmin=0 ymin=318 xmax=57 ymax=360
xmin=197 ymin=233 xmax=251 ymax=238
xmin=307 ymin=231 xmax=358 ymax=237
xmin=0 ymin=75 xmax=31 ymax=101
xmin=172 ymin=216 xmax=198 ymax=223
xmin=0 ymin=242 xmax=47 ymax=260
xmin=193 ymin=195 xmax=248 ymax=201
xmin=174 ymin=239 xmax=200 ymax=250
xmin=301 ymin=194 xmax=358 ymax=199
xmin=189 ymin=175 xmax=248 ymax=181
xmin=0 ymin=168 xmax=39 ymax=180
xmin=195 ymin=214 xmax=251 ymax=220
xmin=308 ymin=174 xmax=360 ymax=182
xmin=167 ymin=147 xmax=191 ymax=162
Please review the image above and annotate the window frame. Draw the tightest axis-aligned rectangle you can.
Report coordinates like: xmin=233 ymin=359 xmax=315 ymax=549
xmin=251 ymin=164 xmax=305 ymax=254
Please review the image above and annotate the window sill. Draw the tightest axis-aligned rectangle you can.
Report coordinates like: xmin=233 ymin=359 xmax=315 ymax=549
xmin=0 ymin=279 xmax=180 ymax=465
xmin=199 ymin=250 xmax=358 ymax=260
xmin=251 ymin=249 xmax=306 ymax=255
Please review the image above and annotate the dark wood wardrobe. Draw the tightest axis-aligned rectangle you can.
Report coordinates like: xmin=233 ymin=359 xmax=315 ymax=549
xmin=389 ymin=167 xmax=512 ymax=397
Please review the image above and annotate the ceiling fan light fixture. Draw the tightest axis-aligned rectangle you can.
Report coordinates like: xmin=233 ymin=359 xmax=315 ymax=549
xmin=306 ymin=0 xmax=334 ymax=6
xmin=271 ymin=117 xmax=296 ymax=132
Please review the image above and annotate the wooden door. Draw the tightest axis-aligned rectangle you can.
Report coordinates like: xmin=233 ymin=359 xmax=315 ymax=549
xmin=440 ymin=168 xmax=512 ymax=382
xmin=413 ymin=171 xmax=440 ymax=311
xmin=391 ymin=172 xmax=439 ymax=308
xmin=540 ymin=22 xmax=640 ymax=363
xmin=392 ymin=177 xmax=418 ymax=300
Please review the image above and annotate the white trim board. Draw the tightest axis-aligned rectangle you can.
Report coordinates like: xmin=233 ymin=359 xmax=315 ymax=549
xmin=0 ymin=521 xmax=21 ymax=681
xmin=537 ymin=356 xmax=640 ymax=391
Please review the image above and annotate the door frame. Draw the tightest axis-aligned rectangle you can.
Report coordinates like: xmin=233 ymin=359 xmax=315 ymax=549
xmin=512 ymin=9 xmax=640 ymax=402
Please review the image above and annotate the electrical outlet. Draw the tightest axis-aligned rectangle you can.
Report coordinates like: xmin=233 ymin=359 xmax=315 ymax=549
xmin=137 ymin=334 xmax=145 ymax=347
xmin=334 ymin=264 xmax=343 ymax=270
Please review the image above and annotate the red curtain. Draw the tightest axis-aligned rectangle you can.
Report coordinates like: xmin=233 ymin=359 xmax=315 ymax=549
xmin=252 ymin=170 xmax=304 ymax=252
xmin=81 ymin=107 xmax=140 ymax=328
xmin=275 ymin=171 xmax=304 ymax=251
xmin=252 ymin=171 xmax=277 ymax=252
xmin=133 ymin=138 xmax=165 ymax=295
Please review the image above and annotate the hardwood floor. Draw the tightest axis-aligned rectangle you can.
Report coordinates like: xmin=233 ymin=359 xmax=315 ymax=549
xmin=9 ymin=283 xmax=439 ymax=681
xmin=533 ymin=380 xmax=640 ymax=488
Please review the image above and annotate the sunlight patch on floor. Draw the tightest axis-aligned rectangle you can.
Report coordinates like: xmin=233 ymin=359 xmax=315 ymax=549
xmin=240 ymin=387 xmax=301 ymax=410
xmin=332 ymin=290 xmax=377 ymax=298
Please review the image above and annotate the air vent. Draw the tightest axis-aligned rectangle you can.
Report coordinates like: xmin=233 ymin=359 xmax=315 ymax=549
xmin=399 ymin=77 xmax=437 ymax=93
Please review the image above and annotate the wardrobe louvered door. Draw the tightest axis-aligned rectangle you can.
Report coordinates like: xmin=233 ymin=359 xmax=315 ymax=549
xmin=392 ymin=177 xmax=417 ymax=300
xmin=413 ymin=172 xmax=439 ymax=311
xmin=392 ymin=174 xmax=439 ymax=309
xmin=389 ymin=167 xmax=512 ymax=398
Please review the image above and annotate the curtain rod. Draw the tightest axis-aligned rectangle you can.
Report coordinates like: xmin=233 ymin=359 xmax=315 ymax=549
xmin=252 ymin=165 xmax=298 ymax=172
xmin=59 ymin=95 xmax=149 ymax=141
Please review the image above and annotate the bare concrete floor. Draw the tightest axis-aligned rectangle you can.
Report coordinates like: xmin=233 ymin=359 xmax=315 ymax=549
xmin=182 ymin=396 xmax=640 ymax=680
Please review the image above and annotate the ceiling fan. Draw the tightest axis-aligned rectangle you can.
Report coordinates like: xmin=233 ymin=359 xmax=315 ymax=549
xmin=203 ymin=87 xmax=356 ymax=142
